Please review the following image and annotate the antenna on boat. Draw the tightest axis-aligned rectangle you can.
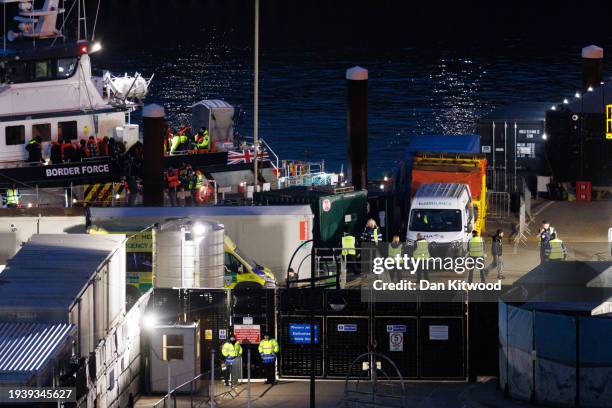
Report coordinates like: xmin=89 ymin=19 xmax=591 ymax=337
xmin=76 ymin=0 xmax=87 ymax=41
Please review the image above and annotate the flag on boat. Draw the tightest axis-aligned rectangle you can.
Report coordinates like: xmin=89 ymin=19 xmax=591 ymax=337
xmin=227 ymin=149 xmax=269 ymax=165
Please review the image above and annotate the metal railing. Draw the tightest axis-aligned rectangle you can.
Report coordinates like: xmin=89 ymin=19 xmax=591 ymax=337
xmin=151 ymin=349 xmax=250 ymax=408
xmin=487 ymin=191 xmax=511 ymax=219
xmin=340 ymin=351 xmax=407 ymax=408
xmin=487 ymin=169 xmax=526 ymax=194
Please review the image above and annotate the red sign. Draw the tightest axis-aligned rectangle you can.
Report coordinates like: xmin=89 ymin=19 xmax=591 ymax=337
xmin=234 ymin=324 xmax=261 ymax=344
xmin=299 ymin=220 xmax=308 ymax=241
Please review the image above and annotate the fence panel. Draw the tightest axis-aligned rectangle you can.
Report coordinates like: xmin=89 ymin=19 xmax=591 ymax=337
xmin=279 ymin=316 xmax=324 ymax=377
xmin=419 ymin=317 xmax=465 ymax=379
xmin=326 ymin=316 xmax=370 ymax=378
xmin=374 ymin=317 xmax=418 ymax=378
xmin=487 ymin=191 xmax=511 ymax=219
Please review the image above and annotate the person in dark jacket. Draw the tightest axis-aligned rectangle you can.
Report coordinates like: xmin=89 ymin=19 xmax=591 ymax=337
xmin=50 ymin=140 xmax=62 ymax=164
xmin=486 ymin=229 xmax=505 ymax=279
xmin=25 ymin=136 xmax=43 ymax=164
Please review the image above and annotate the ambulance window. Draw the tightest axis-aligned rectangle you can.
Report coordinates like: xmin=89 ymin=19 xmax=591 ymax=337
xmin=32 ymin=123 xmax=51 ymax=142
xmin=5 ymin=125 xmax=25 ymax=145
xmin=225 ymin=252 xmax=243 ymax=274
xmin=58 ymin=121 xmax=78 ymax=141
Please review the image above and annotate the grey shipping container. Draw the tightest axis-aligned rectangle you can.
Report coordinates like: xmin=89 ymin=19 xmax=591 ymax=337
xmin=476 ymin=103 xmax=551 ymax=193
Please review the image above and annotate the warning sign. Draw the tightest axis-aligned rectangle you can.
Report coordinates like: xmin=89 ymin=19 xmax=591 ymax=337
xmin=322 ymin=199 xmax=331 ymax=212
xmin=606 ymin=104 xmax=612 ymax=139
xmin=234 ymin=324 xmax=261 ymax=344
xmin=205 ymin=329 xmax=213 ymax=340
xmin=389 ymin=332 xmax=403 ymax=352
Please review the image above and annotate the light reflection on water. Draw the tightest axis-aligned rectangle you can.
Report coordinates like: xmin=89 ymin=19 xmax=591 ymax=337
xmin=95 ymin=43 xmax=581 ymax=176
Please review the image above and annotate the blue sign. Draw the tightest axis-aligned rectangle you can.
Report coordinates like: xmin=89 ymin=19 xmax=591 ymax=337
xmin=289 ymin=323 xmax=319 ymax=344
xmin=386 ymin=324 xmax=407 ymax=333
xmin=337 ymin=324 xmax=358 ymax=332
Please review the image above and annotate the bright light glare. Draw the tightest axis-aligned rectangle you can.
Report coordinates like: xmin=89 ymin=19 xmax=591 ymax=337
xmin=575 ymin=92 xmax=581 ymax=98
xmin=142 ymin=313 xmax=157 ymax=330
xmin=115 ymin=193 xmax=121 ymax=199
xmin=192 ymin=223 xmax=206 ymax=236
xmin=542 ymin=133 xmax=548 ymax=140
xmin=383 ymin=176 xmax=388 ymax=182
xmin=90 ymin=42 xmax=102 ymax=53
xmin=563 ymin=99 xmax=569 ymax=104
xmin=379 ymin=184 xmax=384 ymax=190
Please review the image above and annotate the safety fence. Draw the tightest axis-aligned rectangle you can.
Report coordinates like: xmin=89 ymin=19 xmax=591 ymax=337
xmin=499 ymin=301 xmax=612 ymax=407
xmin=278 ymin=289 xmax=467 ymax=380
xmin=487 ymin=191 xmax=511 ymax=219
xmin=487 ymin=169 xmax=526 ymax=194
xmin=146 ymin=288 xmax=499 ymax=385
xmin=151 ymin=350 xmax=244 ymax=408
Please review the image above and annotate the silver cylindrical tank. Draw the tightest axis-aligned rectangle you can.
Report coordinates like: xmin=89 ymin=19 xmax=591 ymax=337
xmin=193 ymin=221 xmax=225 ymax=288
xmin=153 ymin=218 xmax=224 ymax=289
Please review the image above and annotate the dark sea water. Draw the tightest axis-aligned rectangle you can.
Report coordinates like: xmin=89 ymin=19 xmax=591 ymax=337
xmin=91 ymin=1 xmax=612 ymax=176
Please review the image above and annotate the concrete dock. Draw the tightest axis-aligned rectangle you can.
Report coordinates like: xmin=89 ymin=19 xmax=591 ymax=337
xmin=135 ymin=378 xmax=538 ymax=408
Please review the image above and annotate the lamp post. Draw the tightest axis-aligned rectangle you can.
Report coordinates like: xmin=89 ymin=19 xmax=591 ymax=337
xmin=253 ymin=0 xmax=260 ymax=192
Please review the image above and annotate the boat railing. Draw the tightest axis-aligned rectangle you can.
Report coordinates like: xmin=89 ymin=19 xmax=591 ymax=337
xmin=240 ymin=136 xmax=279 ymax=170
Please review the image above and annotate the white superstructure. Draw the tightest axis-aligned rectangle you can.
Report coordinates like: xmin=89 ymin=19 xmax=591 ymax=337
xmin=0 ymin=0 xmax=147 ymax=163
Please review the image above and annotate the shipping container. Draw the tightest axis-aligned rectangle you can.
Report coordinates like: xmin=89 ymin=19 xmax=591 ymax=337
xmin=0 ymin=234 xmax=126 ymax=356
xmin=476 ymin=103 xmax=551 ymax=193
xmin=0 ymin=208 xmax=86 ymax=264
xmin=545 ymin=83 xmax=612 ymax=186
xmin=253 ymin=186 xmax=368 ymax=249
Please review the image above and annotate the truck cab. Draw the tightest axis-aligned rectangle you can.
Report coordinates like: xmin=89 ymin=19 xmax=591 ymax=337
xmin=406 ymin=183 xmax=474 ymax=256
xmin=223 ymin=235 xmax=276 ymax=289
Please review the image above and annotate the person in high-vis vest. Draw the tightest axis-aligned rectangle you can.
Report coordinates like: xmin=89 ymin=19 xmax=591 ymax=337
xmin=341 ymin=229 xmax=358 ymax=276
xmin=221 ymin=334 xmax=243 ymax=386
xmin=537 ymin=221 xmax=556 ymax=264
xmin=170 ymin=131 xmax=190 ymax=154
xmin=258 ymin=333 xmax=280 ymax=385
xmin=194 ymin=127 xmax=210 ymax=152
xmin=361 ymin=218 xmax=382 ymax=245
xmin=467 ymin=230 xmax=486 ymax=283
xmin=192 ymin=170 xmax=205 ymax=205
xmin=361 ymin=219 xmax=382 ymax=275
xmin=387 ymin=235 xmax=403 ymax=282
xmin=545 ymin=232 xmax=567 ymax=261
xmin=4 ymin=184 xmax=19 ymax=208
xmin=412 ymin=233 xmax=430 ymax=281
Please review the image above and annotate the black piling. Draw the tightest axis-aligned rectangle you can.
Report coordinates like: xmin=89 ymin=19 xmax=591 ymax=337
xmin=582 ymin=45 xmax=603 ymax=92
xmin=346 ymin=66 xmax=368 ymax=190
xmin=142 ymin=104 xmax=166 ymax=206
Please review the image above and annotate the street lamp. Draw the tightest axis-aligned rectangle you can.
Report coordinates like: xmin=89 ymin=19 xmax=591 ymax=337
xmin=253 ymin=0 xmax=260 ymax=192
